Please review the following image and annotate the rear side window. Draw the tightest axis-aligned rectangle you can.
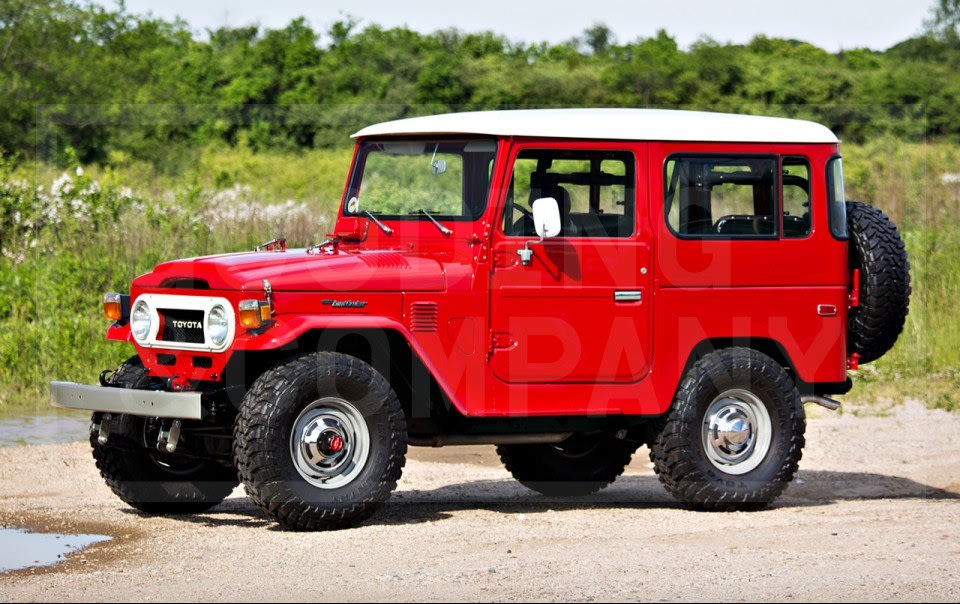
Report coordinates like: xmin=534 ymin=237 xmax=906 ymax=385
xmin=827 ymin=156 xmax=848 ymax=239
xmin=665 ymin=156 xmax=778 ymax=237
xmin=782 ymin=157 xmax=812 ymax=238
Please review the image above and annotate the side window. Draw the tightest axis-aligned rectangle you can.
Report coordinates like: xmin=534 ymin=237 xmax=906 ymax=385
xmin=665 ymin=156 xmax=778 ymax=237
xmin=502 ymin=149 xmax=635 ymax=238
xmin=782 ymin=157 xmax=812 ymax=238
xmin=827 ymin=156 xmax=848 ymax=239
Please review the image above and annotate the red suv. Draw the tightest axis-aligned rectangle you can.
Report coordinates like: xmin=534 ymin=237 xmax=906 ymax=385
xmin=52 ymin=109 xmax=911 ymax=530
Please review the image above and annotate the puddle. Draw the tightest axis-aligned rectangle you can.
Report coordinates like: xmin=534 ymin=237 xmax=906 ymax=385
xmin=0 ymin=410 xmax=91 ymax=447
xmin=0 ymin=527 xmax=109 ymax=573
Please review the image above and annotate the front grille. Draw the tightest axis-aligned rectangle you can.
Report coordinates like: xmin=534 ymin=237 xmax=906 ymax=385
xmin=158 ymin=309 xmax=205 ymax=344
xmin=156 ymin=354 xmax=176 ymax=366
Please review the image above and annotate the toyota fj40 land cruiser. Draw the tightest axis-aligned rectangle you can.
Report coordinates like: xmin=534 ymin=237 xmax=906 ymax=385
xmin=52 ymin=109 xmax=911 ymax=530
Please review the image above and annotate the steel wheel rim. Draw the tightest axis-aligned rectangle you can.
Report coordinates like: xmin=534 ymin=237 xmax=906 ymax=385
xmin=291 ymin=397 xmax=370 ymax=489
xmin=701 ymin=388 xmax=772 ymax=475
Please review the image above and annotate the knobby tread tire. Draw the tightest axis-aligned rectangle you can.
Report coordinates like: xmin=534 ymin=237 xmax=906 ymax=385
xmin=846 ymin=200 xmax=911 ymax=364
xmin=233 ymin=352 xmax=407 ymax=531
xmin=497 ymin=437 xmax=635 ymax=497
xmin=91 ymin=356 xmax=238 ymax=515
xmin=650 ymin=348 xmax=806 ymax=511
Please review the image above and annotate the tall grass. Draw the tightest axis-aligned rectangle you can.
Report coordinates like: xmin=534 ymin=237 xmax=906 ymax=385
xmin=0 ymin=140 xmax=958 ymax=409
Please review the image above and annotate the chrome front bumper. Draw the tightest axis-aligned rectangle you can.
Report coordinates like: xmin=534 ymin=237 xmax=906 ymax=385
xmin=50 ymin=382 xmax=203 ymax=420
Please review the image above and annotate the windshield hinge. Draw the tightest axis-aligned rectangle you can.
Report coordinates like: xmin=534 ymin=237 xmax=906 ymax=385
xmin=255 ymin=237 xmax=286 ymax=252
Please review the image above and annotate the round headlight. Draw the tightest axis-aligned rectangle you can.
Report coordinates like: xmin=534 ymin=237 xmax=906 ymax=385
xmin=131 ymin=300 xmax=152 ymax=341
xmin=207 ymin=305 xmax=229 ymax=347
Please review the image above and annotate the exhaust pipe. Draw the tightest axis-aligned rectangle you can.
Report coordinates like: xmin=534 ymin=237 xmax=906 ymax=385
xmin=801 ymin=395 xmax=841 ymax=411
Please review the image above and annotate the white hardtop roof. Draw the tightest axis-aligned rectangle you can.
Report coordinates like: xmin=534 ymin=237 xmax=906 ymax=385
xmin=352 ymin=108 xmax=840 ymax=144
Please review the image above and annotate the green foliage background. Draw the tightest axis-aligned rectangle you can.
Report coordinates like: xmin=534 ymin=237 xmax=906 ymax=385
xmin=1 ymin=1 xmax=960 ymax=410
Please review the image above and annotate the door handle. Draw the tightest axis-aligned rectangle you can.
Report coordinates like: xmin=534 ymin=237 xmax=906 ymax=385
xmin=614 ymin=291 xmax=643 ymax=303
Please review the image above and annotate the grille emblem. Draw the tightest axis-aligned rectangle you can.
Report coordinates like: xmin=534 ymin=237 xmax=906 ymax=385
xmin=171 ymin=320 xmax=202 ymax=329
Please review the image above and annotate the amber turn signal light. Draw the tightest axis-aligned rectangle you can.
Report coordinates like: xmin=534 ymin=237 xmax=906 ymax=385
xmin=239 ymin=299 xmax=271 ymax=329
xmin=103 ymin=292 xmax=123 ymax=321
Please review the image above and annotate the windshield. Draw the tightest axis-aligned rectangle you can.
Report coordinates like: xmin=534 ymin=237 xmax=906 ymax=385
xmin=343 ymin=139 xmax=498 ymax=221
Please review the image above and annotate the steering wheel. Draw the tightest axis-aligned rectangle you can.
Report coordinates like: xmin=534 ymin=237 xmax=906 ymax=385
xmin=508 ymin=200 xmax=532 ymax=219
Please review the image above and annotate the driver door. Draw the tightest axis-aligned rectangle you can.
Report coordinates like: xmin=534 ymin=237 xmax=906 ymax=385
xmin=489 ymin=143 xmax=652 ymax=385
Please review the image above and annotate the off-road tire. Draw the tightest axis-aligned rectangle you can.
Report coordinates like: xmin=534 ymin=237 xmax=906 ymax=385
xmin=91 ymin=356 xmax=239 ymax=514
xmin=497 ymin=435 xmax=635 ymax=497
xmin=234 ymin=352 xmax=407 ymax=531
xmin=846 ymin=200 xmax=911 ymax=364
xmin=650 ymin=348 xmax=805 ymax=511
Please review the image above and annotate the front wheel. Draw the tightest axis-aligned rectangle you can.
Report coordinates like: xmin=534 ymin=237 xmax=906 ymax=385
xmin=650 ymin=348 xmax=805 ymax=511
xmin=92 ymin=357 xmax=238 ymax=514
xmin=233 ymin=352 xmax=407 ymax=531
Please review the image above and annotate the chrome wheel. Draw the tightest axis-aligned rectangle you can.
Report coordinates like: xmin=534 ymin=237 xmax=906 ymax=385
xmin=701 ymin=388 xmax=772 ymax=475
xmin=291 ymin=397 xmax=370 ymax=489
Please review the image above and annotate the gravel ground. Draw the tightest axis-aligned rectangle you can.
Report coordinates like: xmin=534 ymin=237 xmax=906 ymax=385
xmin=0 ymin=400 xmax=958 ymax=602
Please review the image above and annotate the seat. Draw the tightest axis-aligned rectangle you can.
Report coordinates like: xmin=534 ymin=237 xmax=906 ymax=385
xmin=512 ymin=185 xmax=578 ymax=237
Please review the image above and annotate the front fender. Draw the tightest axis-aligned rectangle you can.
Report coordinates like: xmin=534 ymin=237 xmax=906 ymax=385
xmin=106 ymin=322 xmax=131 ymax=342
xmin=233 ymin=313 xmax=470 ymax=416
xmin=233 ymin=314 xmax=410 ymax=351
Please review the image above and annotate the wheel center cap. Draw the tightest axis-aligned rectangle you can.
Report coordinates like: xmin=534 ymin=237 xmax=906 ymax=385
xmin=301 ymin=417 xmax=350 ymax=466
xmin=707 ymin=404 xmax=755 ymax=456
xmin=321 ymin=432 xmax=345 ymax=455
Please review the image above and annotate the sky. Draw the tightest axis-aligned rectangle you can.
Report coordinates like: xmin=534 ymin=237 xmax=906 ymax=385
xmin=97 ymin=0 xmax=934 ymax=52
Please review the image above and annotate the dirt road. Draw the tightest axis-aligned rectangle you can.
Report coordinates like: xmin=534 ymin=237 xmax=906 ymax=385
xmin=1 ymin=400 xmax=958 ymax=602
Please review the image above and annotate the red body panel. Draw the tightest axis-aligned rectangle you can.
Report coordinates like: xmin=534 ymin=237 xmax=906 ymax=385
xmin=135 ymin=249 xmax=446 ymax=292
xmin=118 ymin=136 xmax=848 ymax=417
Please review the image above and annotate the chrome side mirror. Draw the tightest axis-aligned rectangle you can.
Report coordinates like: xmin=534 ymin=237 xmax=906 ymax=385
xmin=518 ymin=197 xmax=561 ymax=266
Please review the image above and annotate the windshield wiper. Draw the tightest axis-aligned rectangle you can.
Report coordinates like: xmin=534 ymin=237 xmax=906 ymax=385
xmin=412 ymin=209 xmax=452 ymax=237
xmin=363 ymin=210 xmax=394 ymax=236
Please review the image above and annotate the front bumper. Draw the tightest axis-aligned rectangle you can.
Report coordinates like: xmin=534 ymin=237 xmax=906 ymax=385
xmin=50 ymin=382 xmax=203 ymax=420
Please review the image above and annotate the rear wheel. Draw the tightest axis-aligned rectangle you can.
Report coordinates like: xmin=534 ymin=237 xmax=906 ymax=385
xmin=91 ymin=357 xmax=238 ymax=514
xmin=234 ymin=352 xmax=407 ymax=531
xmin=497 ymin=434 xmax=636 ymax=497
xmin=650 ymin=348 xmax=805 ymax=511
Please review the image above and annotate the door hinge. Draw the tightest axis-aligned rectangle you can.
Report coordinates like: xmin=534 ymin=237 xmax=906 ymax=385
xmin=487 ymin=331 xmax=515 ymax=360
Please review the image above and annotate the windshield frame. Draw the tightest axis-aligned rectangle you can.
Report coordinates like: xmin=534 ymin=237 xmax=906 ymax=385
xmin=342 ymin=137 xmax=500 ymax=223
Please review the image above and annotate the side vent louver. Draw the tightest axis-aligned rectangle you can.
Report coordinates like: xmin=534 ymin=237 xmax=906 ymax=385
xmin=409 ymin=302 xmax=438 ymax=332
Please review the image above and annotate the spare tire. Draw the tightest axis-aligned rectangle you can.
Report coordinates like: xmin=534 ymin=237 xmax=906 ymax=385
xmin=846 ymin=201 xmax=911 ymax=364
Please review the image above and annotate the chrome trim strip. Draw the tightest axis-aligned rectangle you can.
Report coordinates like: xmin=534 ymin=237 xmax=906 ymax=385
xmin=50 ymin=382 xmax=203 ymax=420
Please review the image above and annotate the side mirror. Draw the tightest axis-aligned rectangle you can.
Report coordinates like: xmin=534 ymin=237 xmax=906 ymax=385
xmin=531 ymin=197 xmax=561 ymax=239
xmin=431 ymin=159 xmax=446 ymax=175
xmin=518 ymin=197 xmax=561 ymax=266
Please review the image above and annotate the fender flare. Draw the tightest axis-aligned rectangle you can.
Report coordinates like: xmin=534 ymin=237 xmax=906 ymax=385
xmin=235 ymin=314 xmax=469 ymax=415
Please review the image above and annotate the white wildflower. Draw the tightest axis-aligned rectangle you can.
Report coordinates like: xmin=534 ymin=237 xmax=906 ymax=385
xmin=81 ymin=181 xmax=101 ymax=196
xmin=51 ymin=173 xmax=73 ymax=197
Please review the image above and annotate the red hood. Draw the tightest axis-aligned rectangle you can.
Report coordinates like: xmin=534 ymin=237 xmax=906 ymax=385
xmin=133 ymin=249 xmax=445 ymax=292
